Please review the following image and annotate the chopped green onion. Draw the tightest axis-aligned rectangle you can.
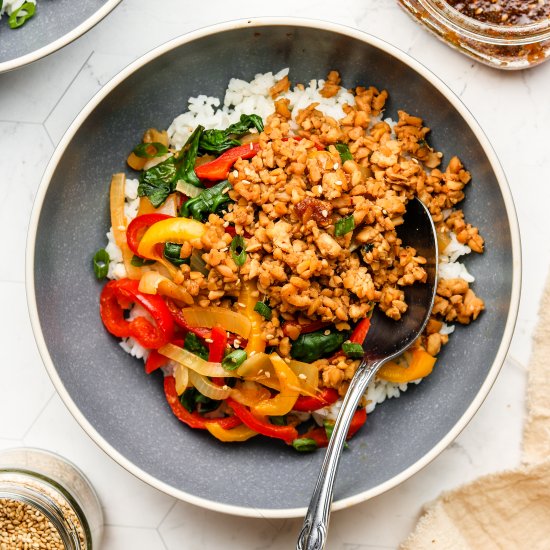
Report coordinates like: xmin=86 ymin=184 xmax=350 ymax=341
xmin=342 ymin=341 xmax=364 ymax=359
xmin=292 ymin=438 xmax=318 ymax=452
xmin=334 ymin=215 xmax=355 ymax=237
xmin=163 ymin=242 xmax=188 ymax=267
xmin=8 ymin=2 xmax=35 ymax=28
xmin=130 ymin=255 xmax=155 ymax=267
xmin=269 ymin=415 xmax=287 ymax=426
xmin=132 ymin=142 xmax=168 ymax=159
xmin=323 ymin=420 xmax=348 ymax=449
xmin=334 ymin=143 xmax=353 ymax=163
xmin=222 ymin=349 xmax=247 ymax=371
xmin=230 ymin=235 xmax=247 ymax=266
xmin=254 ymin=301 xmax=272 ymax=320
xmin=93 ymin=249 xmax=110 ymax=280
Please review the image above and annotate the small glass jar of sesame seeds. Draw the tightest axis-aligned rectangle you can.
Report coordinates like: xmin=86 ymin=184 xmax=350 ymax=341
xmin=397 ymin=0 xmax=550 ymax=69
xmin=0 ymin=448 xmax=103 ymax=549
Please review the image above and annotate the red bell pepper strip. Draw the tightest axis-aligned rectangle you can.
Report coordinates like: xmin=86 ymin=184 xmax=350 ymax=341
xmin=126 ymin=213 xmax=173 ymax=256
xmin=299 ymin=408 xmax=367 ymax=448
xmin=145 ymin=338 xmax=184 ymax=374
xmin=145 ymin=350 xmax=168 ymax=374
xmin=292 ymin=388 xmax=339 ymax=412
xmin=195 ymin=143 xmax=260 ymax=181
xmin=208 ymin=326 xmax=228 ymax=362
xmin=282 ymin=320 xmax=331 ymax=338
xmin=227 ymin=398 xmax=298 ymax=444
xmin=164 ymin=376 xmax=242 ymax=430
xmin=100 ymin=278 xmax=174 ymax=349
xmin=350 ymin=318 xmax=371 ymax=344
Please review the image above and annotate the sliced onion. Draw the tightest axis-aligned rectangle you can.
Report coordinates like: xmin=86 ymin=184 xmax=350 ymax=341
xmin=236 ymin=352 xmax=277 ymax=388
xmin=188 ymin=370 xmax=231 ymax=400
xmin=176 ymin=180 xmax=203 ymax=199
xmin=138 ymin=271 xmax=194 ymax=305
xmin=174 ymin=363 xmax=189 ymax=395
xmin=229 ymin=380 xmax=271 ymax=408
xmin=180 ymin=307 xmax=251 ymax=338
xmin=159 ymin=343 xmax=235 ymax=378
xmin=288 ymin=359 xmax=319 ymax=394
xmin=110 ymin=173 xmax=141 ymax=280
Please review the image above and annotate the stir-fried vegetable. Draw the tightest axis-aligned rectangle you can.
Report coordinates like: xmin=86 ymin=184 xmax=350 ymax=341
xmin=8 ymin=2 xmax=35 ymax=28
xmin=93 ymin=249 xmax=110 ymax=280
xmin=195 ymin=142 xmax=260 ymax=181
xmin=334 ymin=142 xmax=353 ymax=163
xmin=180 ymin=180 xmax=233 ymax=221
xmin=199 ymin=114 xmax=263 ymax=155
xmin=290 ymin=328 xmax=350 ymax=363
xmin=334 ymin=214 xmax=355 ymax=237
xmin=377 ymin=348 xmax=437 ymax=383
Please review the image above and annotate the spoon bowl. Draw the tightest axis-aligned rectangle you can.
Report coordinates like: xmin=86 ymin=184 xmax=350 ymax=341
xmin=297 ymin=197 xmax=438 ymax=549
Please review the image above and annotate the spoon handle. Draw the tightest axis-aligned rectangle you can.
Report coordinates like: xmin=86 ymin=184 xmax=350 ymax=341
xmin=296 ymin=357 xmax=385 ymax=550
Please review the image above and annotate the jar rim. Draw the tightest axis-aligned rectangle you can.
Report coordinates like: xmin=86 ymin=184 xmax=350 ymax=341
xmin=419 ymin=0 xmax=550 ymax=41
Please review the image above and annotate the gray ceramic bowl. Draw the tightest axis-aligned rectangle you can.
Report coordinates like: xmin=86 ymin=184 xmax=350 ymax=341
xmin=0 ymin=0 xmax=120 ymax=73
xmin=26 ymin=18 xmax=520 ymax=517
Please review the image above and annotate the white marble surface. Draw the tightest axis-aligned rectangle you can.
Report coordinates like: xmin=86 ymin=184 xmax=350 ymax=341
xmin=1 ymin=1 xmax=548 ymax=548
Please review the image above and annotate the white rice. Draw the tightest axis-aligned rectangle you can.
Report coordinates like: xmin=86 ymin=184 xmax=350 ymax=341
xmin=105 ymin=69 xmax=479 ymax=418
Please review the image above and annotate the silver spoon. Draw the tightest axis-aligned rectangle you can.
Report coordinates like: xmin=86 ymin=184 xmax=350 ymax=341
xmin=296 ymin=197 xmax=438 ymax=550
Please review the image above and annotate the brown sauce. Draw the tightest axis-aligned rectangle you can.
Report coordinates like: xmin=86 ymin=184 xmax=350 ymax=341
xmin=445 ymin=0 xmax=550 ymax=25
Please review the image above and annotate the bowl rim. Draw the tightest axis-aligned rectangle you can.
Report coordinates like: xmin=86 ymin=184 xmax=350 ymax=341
xmin=25 ymin=16 xmax=521 ymax=519
xmin=0 ymin=0 xmax=122 ymax=74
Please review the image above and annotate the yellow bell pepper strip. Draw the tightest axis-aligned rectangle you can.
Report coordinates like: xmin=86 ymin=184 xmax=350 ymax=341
xmin=251 ymin=353 xmax=300 ymax=417
xmin=137 ymin=217 xmax=205 ymax=277
xmin=377 ymin=348 xmax=437 ymax=384
xmin=238 ymin=279 xmax=266 ymax=354
xmin=205 ymin=422 xmax=258 ymax=442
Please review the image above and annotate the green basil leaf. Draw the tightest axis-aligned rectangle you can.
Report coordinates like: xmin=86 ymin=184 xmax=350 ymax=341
xmin=130 ymin=255 xmax=155 ymax=267
xmin=199 ymin=114 xmax=264 ymax=155
xmin=184 ymin=332 xmax=208 ymax=361
xmin=334 ymin=143 xmax=353 ymax=163
xmin=180 ymin=180 xmax=233 ymax=221
xmin=138 ymin=156 xmax=177 ymax=208
xmin=269 ymin=415 xmax=287 ymax=426
xmin=342 ymin=342 xmax=364 ymax=359
xmin=176 ymin=125 xmax=203 ymax=187
xmin=163 ymin=242 xmax=189 ymax=267
xmin=290 ymin=328 xmax=350 ymax=363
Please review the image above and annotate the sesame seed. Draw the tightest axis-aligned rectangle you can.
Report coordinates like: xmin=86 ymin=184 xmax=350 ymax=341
xmin=222 ymin=187 xmax=231 ymax=194
xmin=298 ymin=373 xmax=307 ymax=380
xmin=204 ymin=338 xmax=213 ymax=343
xmin=118 ymin=225 xmax=126 ymax=231
xmin=317 ymin=185 xmax=323 ymax=194
xmin=223 ymin=221 xmax=229 ymax=227
xmin=222 ymin=385 xmax=230 ymax=390
xmin=335 ymin=180 xmax=342 ymax=186
xmin=333 ymin=163 xmax=339 ymax=170
xmin=241 ymin=179 xmax=250 ymax=184
xmin=233 ymin=170 xmax=239 ymax=178
xmin=266 ymin=334 xmax=274 ymax=340
xmin=249 ymin=143 xmax=254 ymax=150
xmin=237 ymin=302 xmax=246 ymax=308
xmin=324 ymin=330 xmax=331 ymax=336
xmin=264 ymin=371 xmax=271 ymax=377
xmin=321 ymin=209 xmax=328 ymax=217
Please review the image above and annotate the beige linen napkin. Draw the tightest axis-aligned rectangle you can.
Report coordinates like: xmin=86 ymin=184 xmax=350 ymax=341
xmin=401 ymin=271 xmax=550 ymax=550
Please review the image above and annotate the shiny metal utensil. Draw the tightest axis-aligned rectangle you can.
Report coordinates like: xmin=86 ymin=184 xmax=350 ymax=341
xmin=297 ymin=197 xmax=438 ymax=550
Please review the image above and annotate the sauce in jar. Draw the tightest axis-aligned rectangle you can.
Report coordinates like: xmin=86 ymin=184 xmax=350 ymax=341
xmin=445 ymin=0 xmax=550 ymax=26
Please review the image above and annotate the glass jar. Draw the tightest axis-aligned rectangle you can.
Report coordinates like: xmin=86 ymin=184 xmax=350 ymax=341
xmin=397 ymin=0 xmax=550 ymax=69
xmin=0 ymin=448 xmax=103 ymax=549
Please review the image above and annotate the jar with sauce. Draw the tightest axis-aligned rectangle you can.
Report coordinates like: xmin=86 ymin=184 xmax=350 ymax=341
xmin=397 ymin=0 xmax=550 ymax=69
